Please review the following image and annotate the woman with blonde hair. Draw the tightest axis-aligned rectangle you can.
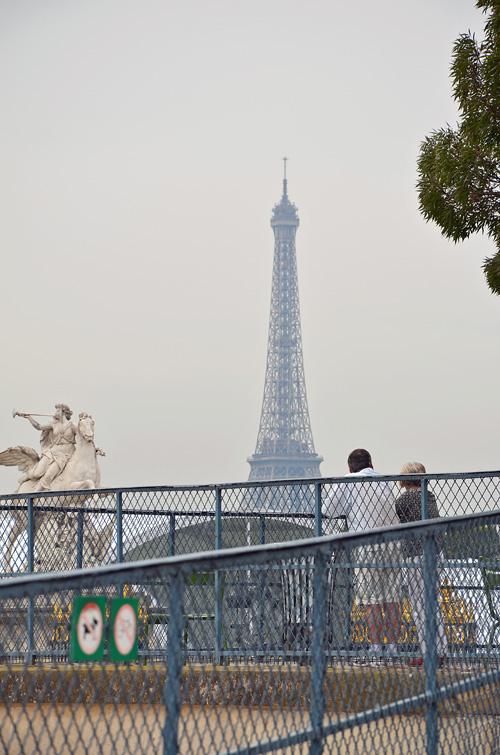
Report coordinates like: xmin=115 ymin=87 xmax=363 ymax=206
xmin=396 ymin=462 xmax=447 ymax=665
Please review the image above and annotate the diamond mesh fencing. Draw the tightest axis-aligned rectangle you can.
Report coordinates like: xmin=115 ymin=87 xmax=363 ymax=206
xmin=2 ymin=473 xmax=498 ymax=575
xmin=1 ymin=508 xmax=500 ymax=753
xmin=1 ymin=473 xmax=500 ymax=666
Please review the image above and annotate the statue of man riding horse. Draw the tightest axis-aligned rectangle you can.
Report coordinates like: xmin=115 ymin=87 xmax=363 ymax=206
xmin=0 ymin=404 xmax=105 ymax=493
xmin=0 ymin=404 xmax=110 ymax=572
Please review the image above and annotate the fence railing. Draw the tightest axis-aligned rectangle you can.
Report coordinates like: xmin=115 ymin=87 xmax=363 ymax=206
xmin=1 ymin=472 xmax=500 ymax=665
xmin=1 ymin=510 xmax=500 ymax=754
xmin=1 ymin=470 xmax=499 ymax=566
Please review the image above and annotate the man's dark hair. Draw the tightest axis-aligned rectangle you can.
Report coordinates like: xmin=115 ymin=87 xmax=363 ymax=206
xmin=348 ymin=448 xmax=372 ymax=473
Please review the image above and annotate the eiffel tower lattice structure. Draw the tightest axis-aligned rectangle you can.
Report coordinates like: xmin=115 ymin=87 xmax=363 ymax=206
xmin=247 ymin=162 xmax=323 ymax=482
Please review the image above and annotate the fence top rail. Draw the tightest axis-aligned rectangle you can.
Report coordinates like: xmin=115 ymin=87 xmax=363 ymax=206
xmin=0 ymin=507 xmax=498 ymax=600
xmin=1 ymin=470 xmax=500 ymax=502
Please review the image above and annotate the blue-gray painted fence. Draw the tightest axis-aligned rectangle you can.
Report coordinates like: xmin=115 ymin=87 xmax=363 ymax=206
xmin=0 ymin=509 xmax=500 ymax=753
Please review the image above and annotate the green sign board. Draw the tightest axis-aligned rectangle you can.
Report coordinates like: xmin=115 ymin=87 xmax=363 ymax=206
xmin=109 ymin=597 xmax=139 ymax=662
xmin=70 ymin=595 xmax=106 ymax=662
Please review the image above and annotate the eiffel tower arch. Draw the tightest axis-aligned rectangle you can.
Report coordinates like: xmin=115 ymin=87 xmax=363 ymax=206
xmin=247 ymin=162 xmax=323 ymax=485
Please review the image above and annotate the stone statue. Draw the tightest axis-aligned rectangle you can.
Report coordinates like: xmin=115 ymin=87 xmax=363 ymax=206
xmin=0 ymin=406 xmax=110 ymax=572
xmin=33 ymin=509 xmax=117 ymax=572
xmin=0 ymin=406 xmax=105 ymax=494
xmin=16 ymin=404 xmax=77 ymax=491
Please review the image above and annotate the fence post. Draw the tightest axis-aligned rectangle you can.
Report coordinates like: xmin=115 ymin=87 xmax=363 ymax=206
xmin=315 ymin=483 xmax=322 ymax=537
xmin=27 ymin=496 xmax=35 ymax=665
xmin=116 ymin=492 xmax=124 ymax=597
xmin=421 ymin=475 xmax=429 ymax=520
xmin=116 ymin=492 xmax=123 ymax=564
xmin=343 ymin=543 xmax=353 ymax=653
xmin=257 ymin=515 xmax=266 ymax=652
xmin=310 ymin=551 xmax=328 ymax=755
xmin=163 ymin=569 xmax=186 ymax=755
xmin=27 ymin=497 xmax=34 ymax=573
xmin=422 ymin=478 xmax=438 ymax=755
xmin=215 ymin=487 xmax=222 ymax=664
xmin=76 ymin=510 xmax=84 ymax=569
xmin=215 ymin=487 xmax=222 ymax=551
xmin=169 ymin=513 xmax=176 ymax=556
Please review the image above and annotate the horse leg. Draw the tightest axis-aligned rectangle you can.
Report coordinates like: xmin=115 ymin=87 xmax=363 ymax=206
xmin=4 ymin=508 xmax=45 ymax=572
xmin=82 ymin=515 xmax=116 ymax=566
xmin=92 ymin=519 xmax=116 ymax=563
xmin=32 ymin=510 xmax=44 ymax=566
xmin=4 ymin=514 xmax=27 ymax=572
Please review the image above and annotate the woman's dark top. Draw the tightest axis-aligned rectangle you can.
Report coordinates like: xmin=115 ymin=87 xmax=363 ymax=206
xmin=396 ymin=488 xmax=441 ymax=558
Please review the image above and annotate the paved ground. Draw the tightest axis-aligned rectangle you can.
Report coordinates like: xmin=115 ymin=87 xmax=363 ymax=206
xmin=1 ymin=703 xmax=497 ymax=754
xmin=0 ymin=661 xmax=497 ymax=753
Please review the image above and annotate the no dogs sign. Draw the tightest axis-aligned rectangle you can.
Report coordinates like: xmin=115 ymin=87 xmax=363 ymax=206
xmin=70 ymin=596 xmax=106 ymax=662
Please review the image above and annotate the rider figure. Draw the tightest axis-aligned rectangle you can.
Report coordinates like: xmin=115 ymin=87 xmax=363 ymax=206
xmin=19 ymin=404 xmax=77 ymax=491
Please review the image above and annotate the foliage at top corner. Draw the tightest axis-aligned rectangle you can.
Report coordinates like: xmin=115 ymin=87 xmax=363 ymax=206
xmin=417 ymin=0 xmax=500 ymax=294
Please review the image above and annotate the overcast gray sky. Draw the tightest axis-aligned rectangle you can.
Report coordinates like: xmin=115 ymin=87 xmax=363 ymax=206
xmin=1 ymin=0 xmax=499 ymax=491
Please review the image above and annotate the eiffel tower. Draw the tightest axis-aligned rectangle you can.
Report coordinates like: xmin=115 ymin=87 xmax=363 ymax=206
xmin=247 ymin=161 xmax=323 ymax=481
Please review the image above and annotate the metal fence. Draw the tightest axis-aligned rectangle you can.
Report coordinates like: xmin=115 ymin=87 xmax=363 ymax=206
xmin=1 ymin=472 xmax=500 ymax=667
xmin=1 ymin=508 xmax=500 ymax=754
xmin=1 ymin=471 xmax=500 ymax=568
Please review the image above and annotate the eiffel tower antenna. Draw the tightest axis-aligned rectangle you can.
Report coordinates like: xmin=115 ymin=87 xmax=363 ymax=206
xmin=247 ymin=162 xmax=323 ymax=481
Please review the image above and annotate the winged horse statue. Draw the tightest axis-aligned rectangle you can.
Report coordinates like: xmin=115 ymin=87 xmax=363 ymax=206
xmin=0 ymin=407 xmax=110 ymax=571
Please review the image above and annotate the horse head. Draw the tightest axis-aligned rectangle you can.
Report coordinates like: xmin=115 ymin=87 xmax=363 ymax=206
xmin=78 ymin=412 xmax=95 ymax=443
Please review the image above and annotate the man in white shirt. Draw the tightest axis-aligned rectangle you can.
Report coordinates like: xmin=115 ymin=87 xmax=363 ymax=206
xmin=322 ymin=448 xmax=401 ymax=659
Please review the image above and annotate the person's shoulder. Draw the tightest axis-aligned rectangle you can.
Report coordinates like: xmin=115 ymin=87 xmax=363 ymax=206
xmin=353 ymin=468 xmax=389 ymax=480
xmin=350 ymin=467 xmax=378 ymax=477
xmin=396 ymin=489 xmax=414 ymax=508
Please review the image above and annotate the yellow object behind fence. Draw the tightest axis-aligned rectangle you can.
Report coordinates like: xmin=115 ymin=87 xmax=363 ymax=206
xmin=349 ymin=578 xmax=475 ymax=647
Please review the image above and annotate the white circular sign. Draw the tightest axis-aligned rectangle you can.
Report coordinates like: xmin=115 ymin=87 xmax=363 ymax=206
xmin=77 ymin=602 xmax=103 ymax=655
xmin=114 ymin=604 xmax=137 ymax=656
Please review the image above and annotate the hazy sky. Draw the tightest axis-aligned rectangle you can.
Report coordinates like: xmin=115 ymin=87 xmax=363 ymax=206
xmin=1 ymin=0 xmax=499 ymax=491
